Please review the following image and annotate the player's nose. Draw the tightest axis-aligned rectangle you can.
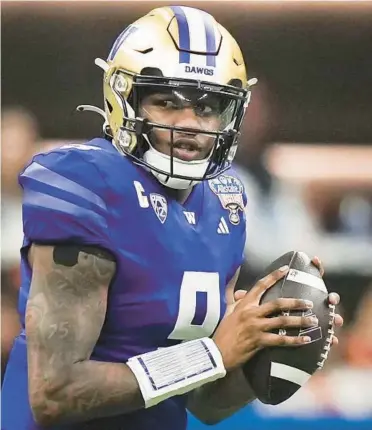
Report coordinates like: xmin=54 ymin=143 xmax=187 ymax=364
xmin=174 ymin=107 xmax=201 ymax=131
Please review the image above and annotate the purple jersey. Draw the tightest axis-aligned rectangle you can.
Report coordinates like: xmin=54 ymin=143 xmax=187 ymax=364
xmin=2 ymin=138 xmax=247 ymax=430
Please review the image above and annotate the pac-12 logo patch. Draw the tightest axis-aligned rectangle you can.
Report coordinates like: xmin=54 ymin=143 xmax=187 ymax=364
xmin=150 ymin=193 xmax=168 ymax=224
xmin=209 ymin=175 xmax=244 ymax=225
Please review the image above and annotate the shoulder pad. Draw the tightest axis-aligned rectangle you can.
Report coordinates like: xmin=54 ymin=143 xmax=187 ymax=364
xmin=19 ymin=141 xmax=111 ymax=247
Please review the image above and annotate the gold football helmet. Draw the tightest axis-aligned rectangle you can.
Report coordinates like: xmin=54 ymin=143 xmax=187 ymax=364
xmin=78 ymin=6 xmax=256 ymax=189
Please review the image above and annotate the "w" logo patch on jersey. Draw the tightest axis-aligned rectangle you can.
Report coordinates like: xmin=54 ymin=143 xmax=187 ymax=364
xmin=183 ymin=211 xmax=196 ymax=225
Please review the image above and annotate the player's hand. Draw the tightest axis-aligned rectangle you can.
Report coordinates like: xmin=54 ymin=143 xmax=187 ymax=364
xmin=312 ymin=256 xmax=343 ymax=345
xmin=213 ymin=266 xmax=317 ymax=372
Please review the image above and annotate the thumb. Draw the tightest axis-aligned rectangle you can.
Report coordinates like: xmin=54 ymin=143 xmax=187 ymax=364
xmin=234 ymin=289 xmax=248 ymax=302
xmin=224 ymin=290 xmax=248 ymax=317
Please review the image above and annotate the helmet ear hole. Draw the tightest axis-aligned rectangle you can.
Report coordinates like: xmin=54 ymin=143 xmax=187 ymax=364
xmin=106 ymin=100 xmax=113 ymax=113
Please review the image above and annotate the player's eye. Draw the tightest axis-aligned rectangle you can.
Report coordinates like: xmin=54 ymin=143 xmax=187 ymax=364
xmin=153 ymin=98 xmax=180 ymax=110
xmin=195 ymin=102 xmax=217 ymax=116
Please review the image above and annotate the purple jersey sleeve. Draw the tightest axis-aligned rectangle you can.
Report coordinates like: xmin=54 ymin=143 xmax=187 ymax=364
xmin=19 ymin=145 xmax=111 ymax=249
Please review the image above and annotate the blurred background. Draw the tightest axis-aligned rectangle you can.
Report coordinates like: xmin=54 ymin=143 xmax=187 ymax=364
xmin=2 ymin=1 xmax=372 ymax=429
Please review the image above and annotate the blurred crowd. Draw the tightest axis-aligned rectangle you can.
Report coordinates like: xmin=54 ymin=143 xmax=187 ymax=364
xmin=2 ymin=84 xmax=372 ymax=419
xmin=2 ymin=107 xmax=41 ymax=379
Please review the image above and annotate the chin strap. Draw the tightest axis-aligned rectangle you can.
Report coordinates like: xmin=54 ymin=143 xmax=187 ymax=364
xmin=76 ymin=104 xmax=110 ymax=136
xmin=75 ymin=58 xmax=112 ymax=135
xmin=76 ymin=104 xmax=106 ymax=118
xmin=95 ymin=57 xmax=110 ymax=72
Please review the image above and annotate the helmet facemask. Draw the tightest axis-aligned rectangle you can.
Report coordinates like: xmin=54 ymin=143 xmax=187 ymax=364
xmin=110 ymin=69 xmax=250 ymax=188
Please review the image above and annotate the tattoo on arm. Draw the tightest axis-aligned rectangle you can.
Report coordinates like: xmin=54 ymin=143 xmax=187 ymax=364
xmin=26 ymin=244 xmax=144 ymax=426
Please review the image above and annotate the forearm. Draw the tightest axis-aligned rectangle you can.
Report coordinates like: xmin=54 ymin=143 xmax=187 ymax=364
xmin=187 ymin=367 xmax=256 ymax=424
xmin=32 ymin=359 xmax=144 ymax=425
xmin=26 ymin=244 xmax=144 ymax=426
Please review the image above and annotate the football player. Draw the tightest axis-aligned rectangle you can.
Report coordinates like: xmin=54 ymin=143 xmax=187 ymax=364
xmin=1 ymin=6 xmax=343 ymax=430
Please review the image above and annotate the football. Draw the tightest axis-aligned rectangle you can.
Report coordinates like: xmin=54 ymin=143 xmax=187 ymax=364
xmin=242 ymin=251 xmax=335 ymax=405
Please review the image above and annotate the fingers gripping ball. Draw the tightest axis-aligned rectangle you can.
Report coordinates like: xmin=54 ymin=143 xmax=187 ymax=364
xmin=243 ymin=251 xmax=335 ymax=405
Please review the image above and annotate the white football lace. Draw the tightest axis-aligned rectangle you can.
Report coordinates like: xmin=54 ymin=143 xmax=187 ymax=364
xmin=317 ymin=303 xmax=336 ymax=369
